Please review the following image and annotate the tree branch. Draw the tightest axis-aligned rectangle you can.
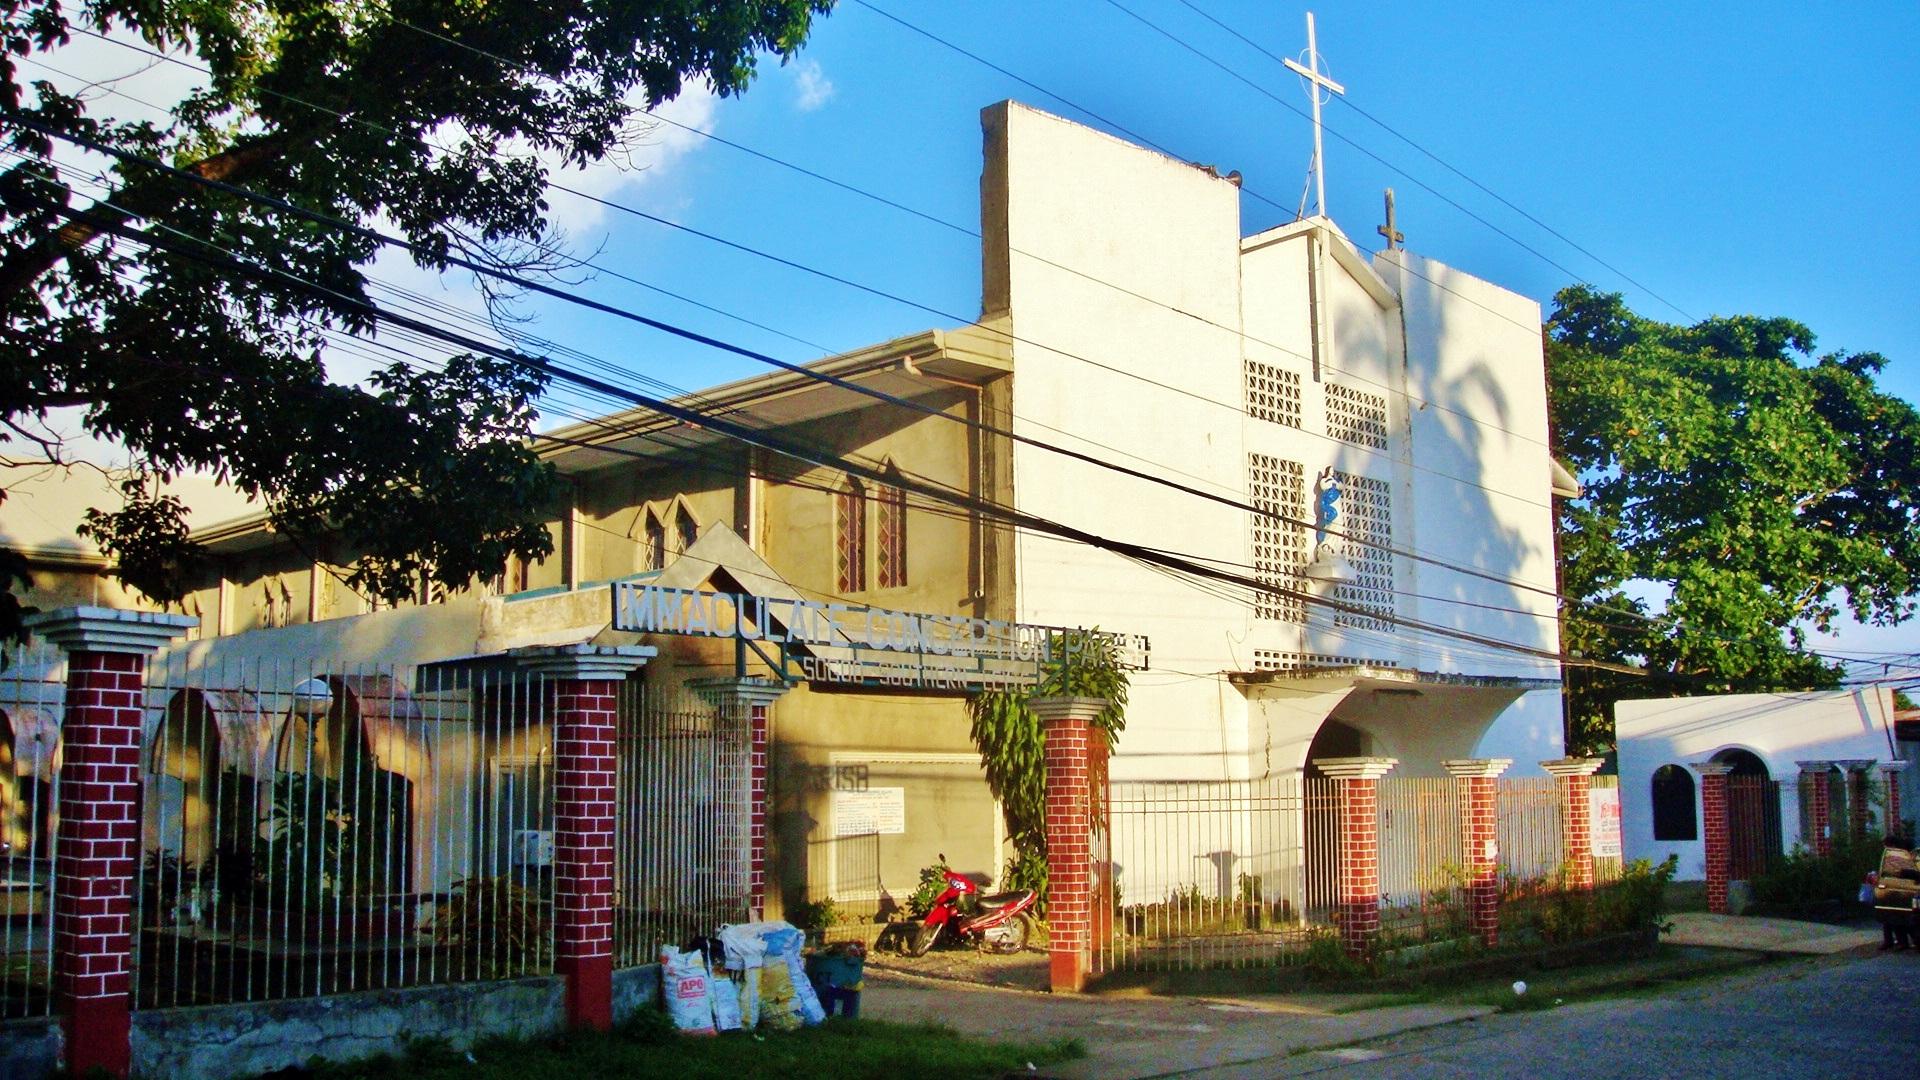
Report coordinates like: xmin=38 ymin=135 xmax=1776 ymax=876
xmin=0 ymin=137 xmax=288 ymax=300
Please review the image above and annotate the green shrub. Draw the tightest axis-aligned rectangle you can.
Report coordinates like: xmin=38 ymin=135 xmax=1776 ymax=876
xmin=1749 ymin=837 xmax=1880 ymax=907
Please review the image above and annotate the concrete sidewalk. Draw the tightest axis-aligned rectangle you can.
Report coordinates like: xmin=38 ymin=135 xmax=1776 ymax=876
xmin=859 ymin=968 xmax=1492 ymax=1080
xmin=1661 ymin=911 xmax=1880 ymax=954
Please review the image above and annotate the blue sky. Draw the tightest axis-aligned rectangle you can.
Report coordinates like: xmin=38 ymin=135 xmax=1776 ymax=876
xmin=31 ymin=2 xmax=1920 ymax=675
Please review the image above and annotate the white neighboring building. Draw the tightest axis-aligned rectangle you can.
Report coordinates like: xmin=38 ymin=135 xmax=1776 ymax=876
xmin=1615 ymin=688 xmax=1908 ymax=880
xmin=985 ymin=102 xmax=1569 ymax=783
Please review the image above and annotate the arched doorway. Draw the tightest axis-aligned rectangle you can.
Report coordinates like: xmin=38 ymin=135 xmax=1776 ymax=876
xmin=1303 ymin=720 xmax=1370 ymax=918
xmin=1712 ymin=748 xmax=1782 ymax=880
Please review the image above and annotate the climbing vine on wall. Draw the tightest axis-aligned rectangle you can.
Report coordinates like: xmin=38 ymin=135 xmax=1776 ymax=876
xmin=966 ymin=630 xmax=1129 ymax=913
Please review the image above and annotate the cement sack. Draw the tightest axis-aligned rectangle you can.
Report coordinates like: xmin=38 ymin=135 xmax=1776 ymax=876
xmin=758 ymin=925 xmax=826 ymax=1026
xmin=708 ymin=968 xmax=744 ymax=1032
xmin=658 ymin=945 xmax=716 ymax=1036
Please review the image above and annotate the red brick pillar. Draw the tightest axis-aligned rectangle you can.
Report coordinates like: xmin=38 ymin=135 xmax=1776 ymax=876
xmin=514 ymin=645 xmax=655 ymax=1031
xmin=1031 ymin=696 xmax=1107 ymax=993
xmin=1444 ymin=759 xmax=1510 ymax=947
xmin=1316 ymin=758 xmax=1398 ymax=960
xmin=1882 ymin=761 xmax=1910 ymax=838
xmin=1543 ymin=757 xmax=1606 ymax=891
xmin=690 ymin=677 xmax=788 ymax=920
xmin=1796 ymin=761 xmax=1834 ymax=857
xmin=25 ymin=607 xmax=193 ymax=1079
xmin=1691 ymin=761 xmax=1735 ymax=914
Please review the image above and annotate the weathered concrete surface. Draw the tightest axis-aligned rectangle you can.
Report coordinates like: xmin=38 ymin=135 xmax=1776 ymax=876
xmin=0 ymin=1018 xmax=59 ymax=1080
xmin=859 ymin=967 xmax=1492 ymax=1080
xmin=1662 ymin=912 xmax=1879 ymax=955
xmin=611 ymin=963 xmax=662 ymax=1024
xmin=130 ymin=977 xmax=567 ymax=1080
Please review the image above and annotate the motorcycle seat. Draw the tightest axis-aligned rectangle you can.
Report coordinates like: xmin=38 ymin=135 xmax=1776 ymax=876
xmin=975 ymin=891 xmax=1028 ymax=912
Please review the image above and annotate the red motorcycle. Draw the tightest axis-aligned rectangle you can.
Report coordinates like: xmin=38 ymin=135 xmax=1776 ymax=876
xmin=906 ymin=858 xmax=1037 ymax=956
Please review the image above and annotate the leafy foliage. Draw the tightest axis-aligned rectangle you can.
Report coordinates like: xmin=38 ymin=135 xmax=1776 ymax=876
xmin=1548 ymin=286 xmax=1920 ymax=752
xmin=965 ymin=630 xmax=1129 ymax=914
xmin=430 ymin=876 xmax=551 ymax=979
xmin=0 ymin=0 xmax=834 ymax=637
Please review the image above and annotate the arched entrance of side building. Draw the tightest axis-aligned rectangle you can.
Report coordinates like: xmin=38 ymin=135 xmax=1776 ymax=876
xmin=1711 ymin=747 xmax=1782 ymax=880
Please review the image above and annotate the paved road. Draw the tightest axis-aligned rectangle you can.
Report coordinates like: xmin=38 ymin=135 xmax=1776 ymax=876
xmin=1268 ymin=951 xmax=1916 ymax=1079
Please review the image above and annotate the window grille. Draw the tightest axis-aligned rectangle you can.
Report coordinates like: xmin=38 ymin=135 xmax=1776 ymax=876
xmin=1252 ymin=650 xmax=1400 ymax=672
xmin=674 ymin=504 xmax=698 ymax=552
xmin=1245 ymin=360 xmax=1302 ymax=428
xmin=1326 ymin=382 xmax=1389 ymax=449
xmin=643 ymin=512 xmax=666 ymax=572
xmin=876 ymin=483 xmax=907 ymax=589
xmin=1248 ymin=454 xmax=1307 ymax=621
xmin=836 ymin=484 xmax=867 ymax=593
xmin=1330 ymin=470 xmax=1393 ymax=631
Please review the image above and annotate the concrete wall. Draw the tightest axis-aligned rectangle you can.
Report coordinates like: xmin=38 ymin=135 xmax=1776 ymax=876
xmin=117 ymin=966 xmax=659 ymax=1080
xmin=0 ymin=1019 xmax=59 ymax=1080
xmin=1616 ymin=688 xmax=1901 ymax=878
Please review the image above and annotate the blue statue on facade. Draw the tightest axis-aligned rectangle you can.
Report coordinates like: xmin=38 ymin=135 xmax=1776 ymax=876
xmin=1314 ymin=467 xmax=1342 ymax=547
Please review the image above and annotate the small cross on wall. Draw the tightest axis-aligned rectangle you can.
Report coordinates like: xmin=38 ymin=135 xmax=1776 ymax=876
xmin=1378 ymin=188 xmax=1404 ymax=250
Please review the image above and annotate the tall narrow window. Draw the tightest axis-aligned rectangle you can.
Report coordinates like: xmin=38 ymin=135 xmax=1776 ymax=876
xmin=836 ymin=483 xmax=867 ymax=593
xmin=643 ymin=511 xmax=666 ymax=571
xmin=877 ymin=482 xmax=907 ymax=589
xmin=675 ymin=502 xmax=699 ymax=552
xmin=1651 ymin=765 xmax=1697 ymax=841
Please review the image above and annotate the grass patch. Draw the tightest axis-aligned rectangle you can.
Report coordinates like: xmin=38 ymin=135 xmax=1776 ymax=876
xmin=300 ymin=1015 xmax=1082 ymax=1080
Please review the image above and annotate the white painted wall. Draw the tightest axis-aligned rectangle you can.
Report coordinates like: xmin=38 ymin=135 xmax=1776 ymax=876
xmin=1615 ymin=688 xmax=1902 ymax=878
xmin=992 ymin=102 xmax=1567 ymax=781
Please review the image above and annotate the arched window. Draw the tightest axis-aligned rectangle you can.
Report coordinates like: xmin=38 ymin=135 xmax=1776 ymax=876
xmin=877 ymin=477 xmax=907 ymax=589
xmin=1651 ymin=764 xmax=1697 ymax=841
xmin=836 ymin=481 xmax=867 ymax=593
xmin=643 ymin=510 xmax=666 ymax=571
xmin=675 ymin=502 xmax=699 ymax=552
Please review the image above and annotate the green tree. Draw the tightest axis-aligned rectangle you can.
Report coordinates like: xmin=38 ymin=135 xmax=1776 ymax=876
xmin=1548 ymin=286 xmax=1920 ymax=752
xmin=0 ymin=0 xmax=833 ymax=636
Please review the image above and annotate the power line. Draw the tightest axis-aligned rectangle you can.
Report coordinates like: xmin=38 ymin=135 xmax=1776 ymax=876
xmin=15 ymin=113 xmax=1591 ymax=615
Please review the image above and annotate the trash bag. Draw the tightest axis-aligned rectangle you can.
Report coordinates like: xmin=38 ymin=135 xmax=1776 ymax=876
xmin=708 ymin=968 xmax=744 ymax=1032
xmin=659 ymin=945 xmax=716 ymax=1036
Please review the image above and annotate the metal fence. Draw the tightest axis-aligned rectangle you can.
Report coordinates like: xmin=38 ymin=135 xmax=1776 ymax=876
xmin=1727 ymin=776 xmax=1783 ymax=880
xmin=611 ymin=682 xmax=748 ymax=967
xmin=1095 ymin=771 xmax=1628 ymax=976
xmin=1378 ymin=778 xmax=1466 ymax=939
xmin=1095 ymin=776 xmax=1343 ymax=974
xmin=0 ymin=640 xmax=65 ymax=1019
xmin=0 ymin=647 xmax=752 ymax=1014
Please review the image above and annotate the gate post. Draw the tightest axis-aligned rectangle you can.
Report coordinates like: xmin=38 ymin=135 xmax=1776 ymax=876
xmin=512 ymin=644 xmax=655 ymax=1032
xmin=1542 ymin=757 xmax=1606 ymax=891
xmin=1444 ymin=758 xmax=1510 ymax=947
xmin=1690 ymin=761 xmax=1735 ymax=914
xmin=1315 ymin=757 xmax=1397 ymax=960
xmin=1030 ymin=695 xmax=1107 ymax=993
xmin=1795 ymin=761 xmax=1834 ymax=857
xmin=25 ymin=607 xmax=194 ymax=1080
xmin=689 ymin=677 xmax=789 ymax=920
xmin=1882 ymin=761 xmax=1910 ymax=838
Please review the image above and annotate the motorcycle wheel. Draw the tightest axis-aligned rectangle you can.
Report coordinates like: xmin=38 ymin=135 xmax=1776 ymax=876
xmin=907 ymin=920 xmax=942 ymax=957
xmin=981 ymin=913 xmax=1031 ymax=955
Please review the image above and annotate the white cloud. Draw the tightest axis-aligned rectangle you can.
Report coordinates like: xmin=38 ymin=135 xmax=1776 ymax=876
xmin=540 ymin=81 xmax=720 ymax=238
xmin=793 ymin=61 xmax=835 ymax=113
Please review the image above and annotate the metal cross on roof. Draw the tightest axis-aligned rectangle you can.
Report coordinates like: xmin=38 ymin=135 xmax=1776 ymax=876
xmin=1283 ymin=12 xmax=1345 ymax=220
xmin=1378 ymin=188 xmax=1404 ymax=250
